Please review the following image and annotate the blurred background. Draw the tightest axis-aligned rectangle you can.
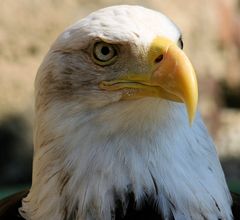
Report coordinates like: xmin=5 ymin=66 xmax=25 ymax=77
xmin=0 ymin=0 xmax=240 ymax=199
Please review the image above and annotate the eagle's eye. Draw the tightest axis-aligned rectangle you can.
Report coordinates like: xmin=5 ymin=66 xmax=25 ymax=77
xmin=93 ymin=42 xmax=117 ymax=65
xmin=178 ymin=37 xmax=184 ymax=49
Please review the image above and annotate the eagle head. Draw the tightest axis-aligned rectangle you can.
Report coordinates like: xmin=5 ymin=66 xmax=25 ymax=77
xmin=20 ymin=5 xmax=232 ymax=220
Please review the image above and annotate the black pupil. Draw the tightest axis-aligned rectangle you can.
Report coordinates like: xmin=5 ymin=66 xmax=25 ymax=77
xmin=101 ymin=46 xmax=110 ymax=55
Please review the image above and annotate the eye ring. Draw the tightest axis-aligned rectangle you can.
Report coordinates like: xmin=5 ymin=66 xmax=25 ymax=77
xmin=92 ymin=42 xmax=118 ymax=65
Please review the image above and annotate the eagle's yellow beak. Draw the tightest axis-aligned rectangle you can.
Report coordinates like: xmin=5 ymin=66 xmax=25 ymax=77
xmin=99 ymin=37 xmax=198 ymax=124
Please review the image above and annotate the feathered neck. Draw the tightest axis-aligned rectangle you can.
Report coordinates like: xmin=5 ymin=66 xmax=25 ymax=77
xmin=20 ymin=98 xmax=232 ymax=220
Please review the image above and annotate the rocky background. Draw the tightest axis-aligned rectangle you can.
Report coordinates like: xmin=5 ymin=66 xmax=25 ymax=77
xmin=0 ymin=0 xmax=240 ymax=198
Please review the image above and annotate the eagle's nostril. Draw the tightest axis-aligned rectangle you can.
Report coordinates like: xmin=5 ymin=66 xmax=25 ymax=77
xmin=155 ymin=54 xmax=163 ymax=63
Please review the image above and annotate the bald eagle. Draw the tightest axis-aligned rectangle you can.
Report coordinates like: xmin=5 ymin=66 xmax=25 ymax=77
xmin=0 ymin=5 xmax=239 ymax=220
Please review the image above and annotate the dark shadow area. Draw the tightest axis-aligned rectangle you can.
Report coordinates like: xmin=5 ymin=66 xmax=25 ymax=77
xmin=221 ymin=157 xmax=240 ymax=193
xmin=221 ymin=157 xmax=240 ymax=180
xmin=0 ymin=115 xmax=32 ymax=186
xmin=220 ymin=81 xmax=240 ymax=109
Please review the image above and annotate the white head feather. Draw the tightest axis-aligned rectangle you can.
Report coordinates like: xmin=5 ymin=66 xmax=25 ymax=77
xmin=20 ymin=5 xmax=232 ymax=220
